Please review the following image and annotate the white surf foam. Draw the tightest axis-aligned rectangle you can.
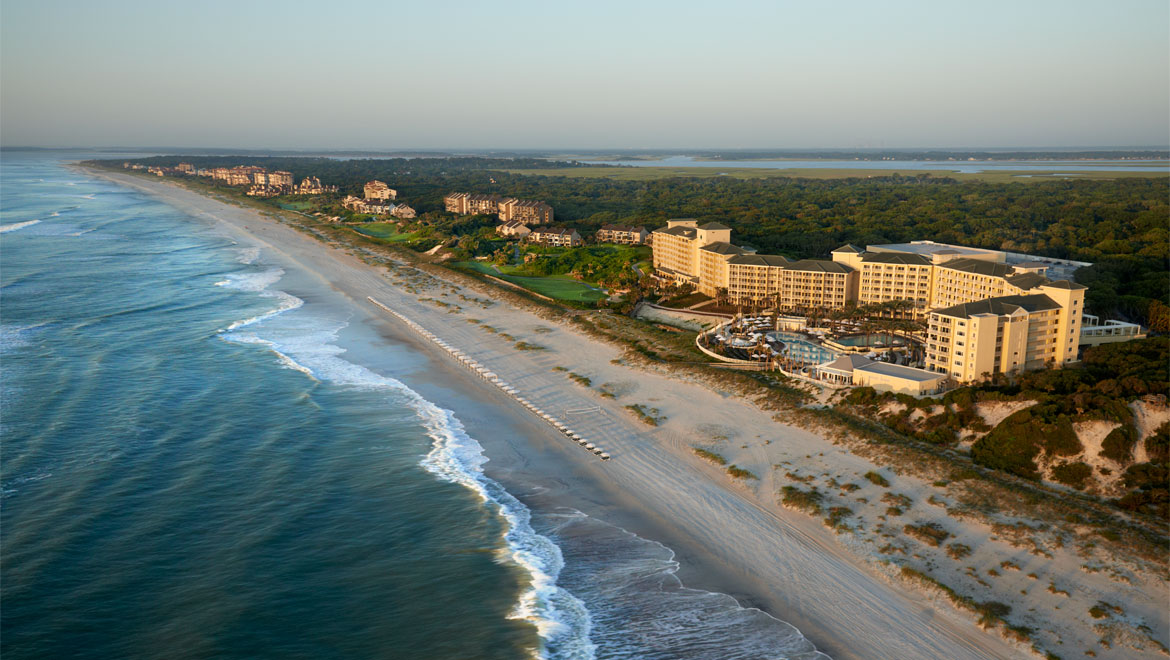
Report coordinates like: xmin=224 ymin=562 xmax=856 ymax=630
xmin=215 ymin=270 xmax=594 ymax=659
xmin=235 ymin=246 xmax=261 ymax=265
xmin=0 ymin=220 xmax=41 ymax=234
xmin=221 ymin=334 xmax=317 ymax=378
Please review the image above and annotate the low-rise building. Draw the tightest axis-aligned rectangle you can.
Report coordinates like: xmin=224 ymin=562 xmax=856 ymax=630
xmin=815 ymin=355 xmax=949 ymax=396
xmin=596 ymin=224 xmax=649 ymax=245
xmin=528 ymin=227 xmax=583 ymax=247
xmin=296 ymin=176 xmax=337 ymax=195
xmin=343 ymin=195 xmax=392 ymax=214
xmin=1080 ymin=315 xmax=1147 ymax=348
xmin=390 ymin=204 xmax=417 ymax=220
xmin=364 ymin=180 xmax=397 ymax=200
xmin=497 ymin=220 xmax=532 ymax=238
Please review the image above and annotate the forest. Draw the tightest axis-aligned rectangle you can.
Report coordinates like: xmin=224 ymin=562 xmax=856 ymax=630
xmin=95 ymin=156 xmax=1169 ymax=326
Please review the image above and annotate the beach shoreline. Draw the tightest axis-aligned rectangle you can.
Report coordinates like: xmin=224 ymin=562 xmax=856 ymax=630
xmin=81 ymin=167 xmax=1167 ymax=660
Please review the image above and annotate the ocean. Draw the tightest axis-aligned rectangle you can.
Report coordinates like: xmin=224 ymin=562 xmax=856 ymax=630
xmin=1 ymin=151 xmax=826 ymax=660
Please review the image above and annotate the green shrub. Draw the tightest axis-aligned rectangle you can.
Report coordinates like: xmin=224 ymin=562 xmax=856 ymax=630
xmin=1051 ymin=461 xmax=1092 ymax=490
xmin=1146 ymin=422 xmax=1170 ymax=462
xmin=824 ymin=506 xmax=853 ymax=530
xmin=727 ymin=465 xmax=758 ymax=480
xmin=864 ymin=471 xmax=890 ymax=487
xmin=781 ymin=486 xmax=823 ymax=515
xmin=1100 ymin=424 xmax=1139 ymax=463
xmin=692 ymin=448 xmax=727 ymax=465
xmin=904 ymin=522 xmax=951 ymax=546
xmin=947 ymin=543 xmax=972 ymax=560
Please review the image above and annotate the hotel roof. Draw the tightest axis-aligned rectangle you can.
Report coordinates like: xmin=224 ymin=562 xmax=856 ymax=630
xmin=654 ymin=226 xmax=697 ymax=238
xmin=932 ymin=294 xmax=1061 ymax=319
xmin=1042 ymin=280 xmax=1087 ymax=290
xmin=936 ymin=258 xmax=1014 ymax=278
xmin=1004 ymin=272 xmax=1050 ymax=290
xmin=699 ymin=242 xmax=745 ymax=255
xmin=728 ymin=254 xmax=790 ymax=267
xmin=698 ymin=221 xmax=731 ymax=230
xmin=855 ymin=361 xmax=947 ymax=383
xmin=831 ymin=244 xmax=863 ymax=253
xmin=868 ymin=241 xmax=1003 ymax=259
xmin=784 ymin=259 xmax=852 ymax=274
xmin=817 ymin=354 xmax=875 ymax=373
xmin=860 ymin=252 xmax=932 ymax=266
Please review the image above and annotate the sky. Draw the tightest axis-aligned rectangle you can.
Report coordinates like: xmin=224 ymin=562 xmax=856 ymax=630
xmin=1 ymin=0 xmax=1167 ymax=150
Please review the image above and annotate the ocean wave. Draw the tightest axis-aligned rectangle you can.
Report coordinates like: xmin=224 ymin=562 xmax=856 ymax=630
xmin=235 ymin=246 xmax=261 ymax=265
xmin=222 ymin=290 xmax=303 ymax=332
xmin=541 ymin=511 xmax=830 ymax=660
xmin=0 ymin=219 xmax=41 ymax=234
xmin=221 ymin=334 xmax=316 ymax=378
xmin=215 ymin=267 xmax=285 ymax=292
xmin=419 ymin=406 xmax=595 ymax=660
xmin=0 ymin=322 xmax=50 ymax=353
xmin=215 ymin=267 xmax=305 ymax=332
xmin=217 ymin=275 xmax=594 ymax=659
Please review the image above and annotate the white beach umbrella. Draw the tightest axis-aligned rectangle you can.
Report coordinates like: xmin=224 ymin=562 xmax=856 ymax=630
xmin=583 ymin=443 xmax=596 ymax=450
xmin=599 ymin=452 xmax=611 ymax=460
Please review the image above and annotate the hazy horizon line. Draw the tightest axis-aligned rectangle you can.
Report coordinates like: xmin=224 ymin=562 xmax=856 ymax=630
xmin=5 ymin=145 xmax=1170 ymax=154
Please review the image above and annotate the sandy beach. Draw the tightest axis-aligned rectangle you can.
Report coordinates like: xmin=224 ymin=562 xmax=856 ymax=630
xmin=87 ymin=169 xmax=1168 ymax=660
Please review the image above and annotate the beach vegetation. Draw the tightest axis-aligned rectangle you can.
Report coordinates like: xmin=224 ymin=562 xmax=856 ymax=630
xmin=692 ymin=448 xmax=727 ymax=465
xmin=946 ymin=543 xmax=972 ymax=560
xmin=513 ymin=341 xmax=546 ymax=351
xmin=898 ymin=567 xmax=1021 ymax=636
xmin=727 ymin=465 xmax=758 ymax=480
xmin=864 ymin=471 xmax=890 ymax=487
xmin=625 ymin=403 xmax=665 ymax=426
xmin=566 ymin=372 xmax=592 ymax=387
xmin=823 ymin=506 xmax=853 ymax=531
xmin=780 ymin=486 xmax=823 ymax=515
xmin=881 ymin=492 xmax=912 ymax=509
xmin=904 ymin=522 xmax=951 ymax=546
xmin=1050 ymin=461 xmax=1092 ymax=490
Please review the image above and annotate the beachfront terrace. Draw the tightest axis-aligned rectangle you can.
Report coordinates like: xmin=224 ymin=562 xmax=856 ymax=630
xmin=695 ymin=311 xmax=934 ymax=391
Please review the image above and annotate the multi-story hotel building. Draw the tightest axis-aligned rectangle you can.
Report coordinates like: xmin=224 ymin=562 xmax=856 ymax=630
xmin=925 ymin=282 xmax=1086 ymax=382
xmin=651 ymin=219 xmax=743 ymax=295
xmin=596 ymin=224 xmax=650 ymax=245
xmin=651 ymin=220 xmax=1097 ymax=381
xmin=364 ymin=180 xmax=397 ymax=200
xmin=445 ymin=193 xmax=553 ymax=225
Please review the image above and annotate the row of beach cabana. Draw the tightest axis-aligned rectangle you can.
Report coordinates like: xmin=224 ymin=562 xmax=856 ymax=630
xmin=367 ymin=297 xmax=611 ymax=461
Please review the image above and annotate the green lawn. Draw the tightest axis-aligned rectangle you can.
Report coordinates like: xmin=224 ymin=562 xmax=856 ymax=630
xmin=454 ymin=261 xmax=606 ymax=302
xmin=352 ymin=222 xmax=418 ymax=242
xmin=277 ymin=201 xmax=313 ymax=210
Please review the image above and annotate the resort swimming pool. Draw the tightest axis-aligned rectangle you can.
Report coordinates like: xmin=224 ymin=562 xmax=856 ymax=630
xmin=833 ymin=333 xmax=906 ymax=347
xmin=769 ymin=331 xmax=840 ymax=365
